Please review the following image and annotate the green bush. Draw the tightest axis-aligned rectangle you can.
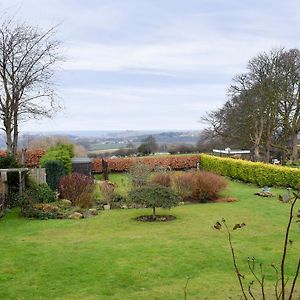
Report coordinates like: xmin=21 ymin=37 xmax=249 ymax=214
xmin=200 ymin=154 xmax=300 ymax=188
xmin=50 ymin=143 xmax=74 ymax=158
xmin=7 ymin=191 xmax=21 ymax=208
xmin=128 ymin=184 xmax=180 ymax=216
xmin=44 ymin=160 xmax=66 ymax=191
xmin=20 ymin=197 xmax=59 ymax=220
xmin=0 ymin=154 xmax=18 ymax=168
xmin=32 ymin=183 xmax=56 ymax=203
xmin=40 ymin=149 xmax=72 ymax=174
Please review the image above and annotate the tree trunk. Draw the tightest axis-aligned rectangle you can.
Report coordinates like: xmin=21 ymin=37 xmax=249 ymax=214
xmin=152 ymin=206 xmax=156 ymax=217
xmin=12 ymin=101 xmax=19 ymax=157
xmin=12 ymin=124 xmax=18 ymax=157
xmin=254 ymin=142 xmax=260 ymax=162
xmin=4 ymin=119 xmax=13 ymax=154
xmin=264 ymin=120 xmax=272 ymax=163
xmin=252 ymin=114 xmax=264 ymax=162
xmin=265 ymin=138 xmax=271 ymax=163
xmin=291 ymin=132 xmax=298 ymax=164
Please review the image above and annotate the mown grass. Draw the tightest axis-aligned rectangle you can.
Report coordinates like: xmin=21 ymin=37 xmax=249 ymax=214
xmin=0 ymin=179 xmax=299 ymax=299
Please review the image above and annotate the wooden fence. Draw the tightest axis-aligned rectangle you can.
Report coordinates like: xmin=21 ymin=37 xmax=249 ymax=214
xmin=29 ymin=168 xmax=47 ymax=184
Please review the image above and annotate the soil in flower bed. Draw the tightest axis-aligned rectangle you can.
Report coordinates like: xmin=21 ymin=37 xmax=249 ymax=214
xmin=136 ymin=215 xmax=176 ymax=222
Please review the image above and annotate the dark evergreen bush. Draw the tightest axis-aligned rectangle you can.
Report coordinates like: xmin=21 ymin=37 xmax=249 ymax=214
xmin=44 ymin=160 xmax=66 ymax=191
xmin=0 ymin=154 xmax=19 ymax=188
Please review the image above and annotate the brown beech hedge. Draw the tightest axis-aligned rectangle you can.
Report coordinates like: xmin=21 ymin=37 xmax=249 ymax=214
xmin=92 ymin=155 xmax=200 ymax=173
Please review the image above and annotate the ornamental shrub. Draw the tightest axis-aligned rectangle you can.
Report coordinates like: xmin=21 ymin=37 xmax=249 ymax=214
xmin=20 ymin=196 xmax=59 ymax=220
xmin=128 ymin=184 xmax=180 ymax=216
xmin=200 ymin=154 xmax=300 ymax=188
xmin=59 ymin=173 xmax=94 ymax=208
xmin=171 ymin=171 xmax=227 ymax=202
xmin=75 ymin=186 xmax=95 ymax=208
xmin=0 ymin=154 xmax=20 ymax=188
xmin=100 ymin=181 xmax=115 ymax=204
xmin=192 ymin=171 xmax=228 ymax=202
xmin=151 ymin=173 xmax=171 ymax=187
xmin=0 ymin=154 xmax=18 ymax=168
xmin=49 ymin=143 xmax=74 ymax=158
xmin=128 ymin=163 xmax=151 ymax=187
xmin=171 ymin=172 xmax=194 ymax=201
xmin=40 ymin=148 xmax=72 ymax=174
xmin=20 ymin=186 xmax=58 ymax=219
xmin=44 ymin=160 xmax=66 ymax=191
xmin=31 ymin=183 xmax=56 ymax=203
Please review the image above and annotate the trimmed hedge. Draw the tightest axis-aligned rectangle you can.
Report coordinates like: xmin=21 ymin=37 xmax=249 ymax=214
xmin=25 ymin=149 xmax=46 ymax=168
xmin=93 ymin=155 xmax=199 ymax=173
xmin=200 ymin=154 xmax=300 ymax=188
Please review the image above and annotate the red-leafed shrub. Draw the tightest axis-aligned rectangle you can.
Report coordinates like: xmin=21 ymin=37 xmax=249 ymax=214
xmin=59 ymin=173 xmax=94 ymax=207
xmin=92 ymin=155 xmax=199 ymax=173
xmin=151 ymin=173 xmax=171 ymax=187
xmin=171 ymin=171 xmax=227 ymax=202
xmin=192 ymin=171 xmax=228 ymax=202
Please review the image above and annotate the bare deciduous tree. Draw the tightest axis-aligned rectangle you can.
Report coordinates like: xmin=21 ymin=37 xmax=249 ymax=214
xmin=202 ymin=48 xmax=300 ymax=164
xmin=0 ymin=17 xmax=61 ymax=156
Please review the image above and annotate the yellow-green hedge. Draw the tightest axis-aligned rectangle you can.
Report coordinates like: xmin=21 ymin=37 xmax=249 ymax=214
xmin=200 ymin=154 xmax=300 ymax=188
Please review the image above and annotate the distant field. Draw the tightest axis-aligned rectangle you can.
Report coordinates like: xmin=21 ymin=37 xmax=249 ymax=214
xmin=89 ymin=143 xmax=132 ymax=151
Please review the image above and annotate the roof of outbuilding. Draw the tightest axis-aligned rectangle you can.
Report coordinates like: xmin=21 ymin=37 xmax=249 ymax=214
xmin=71 ymin=157 xmax=92 ymax=163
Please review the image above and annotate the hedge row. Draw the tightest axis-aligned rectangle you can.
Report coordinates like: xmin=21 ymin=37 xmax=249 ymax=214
xmin=93 ymin=155 xmax=200 ymax=173
xmin=0 ymin=149 xmax=46 ymax=167
xmin=200 ymin=154 xmax=300 ymax=188
xmin=0 ymin=150 xmax=200 ymax=173
xmin=25 ymin=149 xmax=46 ymax=168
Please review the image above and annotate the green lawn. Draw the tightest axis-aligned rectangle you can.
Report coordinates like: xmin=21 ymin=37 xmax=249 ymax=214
xmin=0 ymin=179 xmax=299 ymax=299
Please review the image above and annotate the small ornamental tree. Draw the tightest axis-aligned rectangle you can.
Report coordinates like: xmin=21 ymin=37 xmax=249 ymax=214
xmin=128 ymin=184 xmax=180 ymax=217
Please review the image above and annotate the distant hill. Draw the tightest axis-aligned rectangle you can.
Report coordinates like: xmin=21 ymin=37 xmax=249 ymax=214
xmin=0 ymin=130 xmax=204 ymax=151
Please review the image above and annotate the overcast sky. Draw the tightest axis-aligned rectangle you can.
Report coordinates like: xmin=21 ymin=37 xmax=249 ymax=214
xmin=1 ymin=0 xmax=300 ymax=132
